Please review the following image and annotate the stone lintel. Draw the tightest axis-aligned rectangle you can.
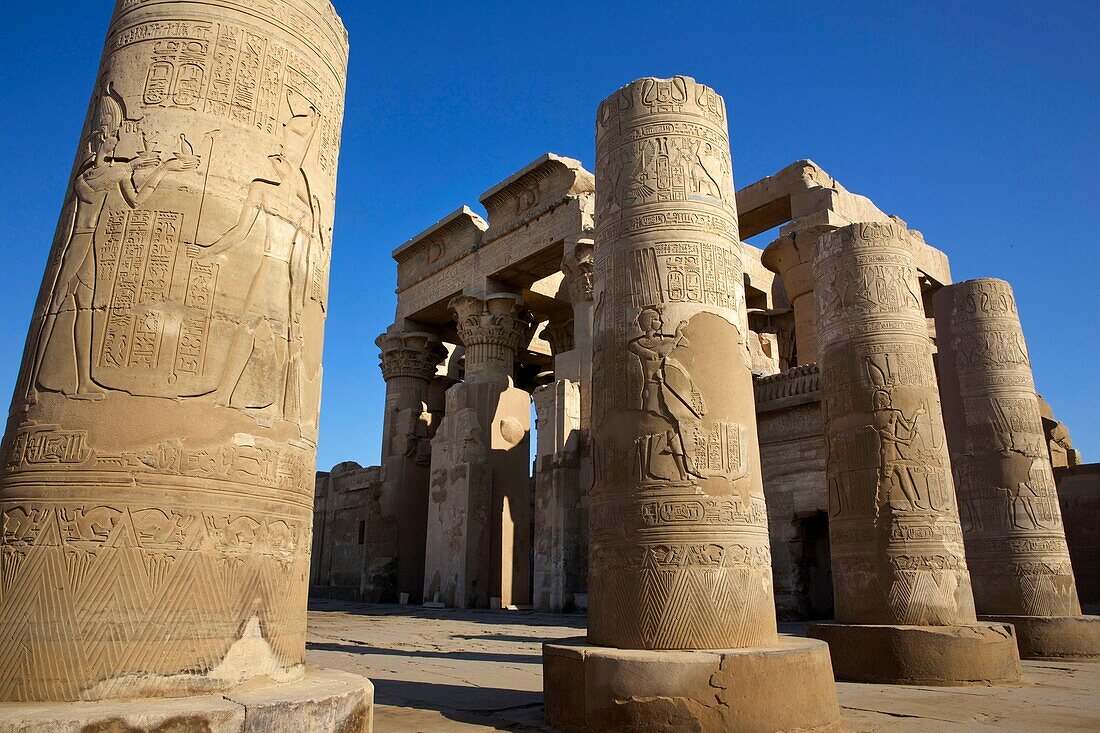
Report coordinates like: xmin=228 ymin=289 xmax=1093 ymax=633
xmin=740 ymin=160 xmax=952 ymax=288
xmin=478 ymin=153 xmax=595 ymax=242
xmin=395 ymin=200 xmax=589 ymax=321
xmin=393 ymin=206 xmax=489 ymax=291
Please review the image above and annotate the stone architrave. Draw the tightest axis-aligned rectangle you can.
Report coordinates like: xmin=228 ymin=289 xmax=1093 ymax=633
xmin=376 ymin=326 xmax=446 ymax=604
xmin=805 ymin=222 xmax=1020 ymax=685
xmin=935 ymin=278 xmax=1100 ymax=659
xmin=422 ymin=292 xmax=533 ymax=608
xmin=0 ymin=1 xmax=371 ymax=728
xmin=543 ymin=76 xmax=841 ymax=733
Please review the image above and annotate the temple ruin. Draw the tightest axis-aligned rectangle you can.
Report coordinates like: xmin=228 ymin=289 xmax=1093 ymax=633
xmin=312 ymin=151 xmax=1096 ymax=624
xmin=1 ymin=1 xmax=1097 ymax=730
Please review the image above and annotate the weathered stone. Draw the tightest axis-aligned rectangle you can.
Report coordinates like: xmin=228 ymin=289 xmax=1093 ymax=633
xmin=805 ymin=222 xmax=1020 ymax=683
xmin=935 ymin=278 xmax=1098 ymax=659
xmin=543 ymin=638 xmax=842 ymax=733
xmin=544 ymin=74 xmax=840 ymax=733
xmin=1057 ymin=464 xmax=1100 ymax=613
xmin=533 ymin=378 xmax=584 ymax=612
xmin=808 ymin=621 xmax=1021 ymax=685
xmin=376 ymin=327 xmax=446 ymax=603
xmin=0 ymin=0 xmax=350 ymax=703
xmin=761 ymin=227 xmax=828 ymax=365
xmin=310 ymin=463 xmax=395 ymax=601
xmin=422 ymin=292 xmax=533 ymax=608
xmin=755 ymin=365 xmax=832 ymax=620
xmin=0 ymin=669 xmax=374 ymax=733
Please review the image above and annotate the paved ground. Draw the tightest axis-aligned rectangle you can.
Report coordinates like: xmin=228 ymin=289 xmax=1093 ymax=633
xmin=306 ymin=599 xmax=1100 ymax=732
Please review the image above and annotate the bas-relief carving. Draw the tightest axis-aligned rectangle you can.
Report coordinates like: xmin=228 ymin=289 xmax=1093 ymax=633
xmin=936 ymin=279 xmax=1081 ymax=617
xmin=626 ymin=306 xmax=748 ymax=487
xmin=0 ymin=0 xmax=347 ymax=703
xmin=814 ymin=222 xmax=975 ymax=627
xmin=589 ymin=78 xmax=776 ymax=652
xmin=22 ymin=77 xmax=332 ymax=440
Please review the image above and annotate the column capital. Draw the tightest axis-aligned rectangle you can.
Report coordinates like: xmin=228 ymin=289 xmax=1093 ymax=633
xmin=449 ymin=292 xmax=533 ymax=353
xmin=561 ymin=237 xmax=594 ymax=303
xmin=542 ymin=314 xmax=575 ymax=356
xmin=376 ymin=327 xmax=446 ymax=382
xmin=761 ymin=225 xmax=832 ymax=299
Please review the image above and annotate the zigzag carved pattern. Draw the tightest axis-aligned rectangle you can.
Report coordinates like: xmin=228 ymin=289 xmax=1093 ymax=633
xmin=592 ymin=563 xmax=776 ymax=649
xmin=0 ymin=502 xmax=310 ymax=702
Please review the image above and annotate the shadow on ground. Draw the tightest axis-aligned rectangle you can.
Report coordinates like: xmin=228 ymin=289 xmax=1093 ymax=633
xmin=372 ymin=679 xmax=550 ymax=732
xmin=308 ymin=598 xmax=588 ymax=630
xmin=306 ymin=640 xmax=540 ymax=665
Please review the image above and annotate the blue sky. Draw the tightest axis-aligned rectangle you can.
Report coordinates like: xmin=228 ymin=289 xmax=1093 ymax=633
xmin=1 ymin=1 xmax=1097 ymax=469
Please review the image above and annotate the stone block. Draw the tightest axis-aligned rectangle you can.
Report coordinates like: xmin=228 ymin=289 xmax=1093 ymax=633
xmin=982 ymin=614 xmax=1100 ymax=660
xmin=806 ymin=621 xmax=1021 ymax=685
xmin=543 ymin=638 xmax=841 ymax=733
xmin=0 ymin=670 xmax=373 ymax=733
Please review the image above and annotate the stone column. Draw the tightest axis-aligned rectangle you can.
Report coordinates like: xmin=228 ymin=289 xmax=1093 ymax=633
xmin=805 ymin=222 xmax=1020 ymax=685
xmin=543 ymin=76 xmax=840 ymax=733
xmin=761 ymin=226 xmax=829 ymax=365
xmin=533 ymin=238 xmax=594 ymax=613
xmin=532 ymin=377 xmax=581 ymax=613
xmin=376 ymin=326 xmax=445 ymax=604
xmin=935 ymin=278 xmax=1099 ymax=659
xmin=0 ymin=0 xmax=372 ymax=728
xmin=422 ymin=292 xmax=533 ymax=608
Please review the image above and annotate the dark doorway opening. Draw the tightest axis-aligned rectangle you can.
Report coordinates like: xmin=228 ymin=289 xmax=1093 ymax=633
xmin=794 ymin=511 xmax=833 ymax=620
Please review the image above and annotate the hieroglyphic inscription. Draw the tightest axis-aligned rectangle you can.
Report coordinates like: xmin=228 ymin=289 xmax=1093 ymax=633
xmin=6 ymin=426 xmax=90 ymax=467
xmin=98 ymin=210 xmax=183 ymax=370
xmin=174 ymin=261 xmax=219 ymax=376
xmin=935 ymin=278 xmax=1080 ymax=616
xmin=814 ymin=222 xmax=975 ymax=626
xmin=111 ymin=17 xmax=343 ymax=176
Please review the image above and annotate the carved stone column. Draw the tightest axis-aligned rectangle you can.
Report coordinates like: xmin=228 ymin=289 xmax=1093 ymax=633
xmin=544 ymin=77 xmax=840 ymax=733
xmin=0 ymin=0 xmax=372 ymax=728
xmin=935 ymin=278 xmax=1099 ymax=659
xmin=376 ymin=326 xmax=445 ymax=604
xmin=532 ymin=378 xmax=582 ymax=613
xmin=805 ymin=222 xmax=1020 ymax=685
xmin=532 ymin=247 xmax=591 ymax=611
xmin=451 ymin=292 xmax=530 ymax=384
xmin=761 ymin=226 xmax=830 ymax=365
xmin=422 ymin=292 xmax=533 ymax=608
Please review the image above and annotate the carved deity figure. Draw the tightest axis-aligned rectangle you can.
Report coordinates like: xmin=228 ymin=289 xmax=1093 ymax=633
xmin=193 ymin=104 xmax=319 ymax=418
xmin=26 ymin=86 xmax=199 ymax=400
xmin=628 ymin=306 xmax=706 ymax=482
xmin=870 ymin=388 xmax=931 ymax=511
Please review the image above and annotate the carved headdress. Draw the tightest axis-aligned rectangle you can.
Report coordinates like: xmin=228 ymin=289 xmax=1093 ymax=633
xmin=281 ymin=91 xmax=320 ymax=168
xmin=80 ymin=82 xmax=142 ymax=168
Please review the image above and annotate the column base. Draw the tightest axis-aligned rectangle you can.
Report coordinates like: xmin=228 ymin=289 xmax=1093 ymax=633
xmin=806 ymin=621 xmax=1021 ymax=685
xmin=982 ymin=614 xmax=1100 ymax=660
xmin=543 ymin=637 xmax=841 ymax=733
xmin=0 ymin=668 xmax=373 ymax=733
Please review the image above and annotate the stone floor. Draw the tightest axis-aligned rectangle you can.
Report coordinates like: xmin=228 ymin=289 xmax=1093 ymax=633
xmin=306 ymin=599 xmax=1100 ymax=732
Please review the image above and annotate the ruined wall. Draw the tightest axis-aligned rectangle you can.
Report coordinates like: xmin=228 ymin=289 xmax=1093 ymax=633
xmin=310 ymin=463 xmax=395 ymax=601
xmin=755 ymin=365 xmax=830 ymax=619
